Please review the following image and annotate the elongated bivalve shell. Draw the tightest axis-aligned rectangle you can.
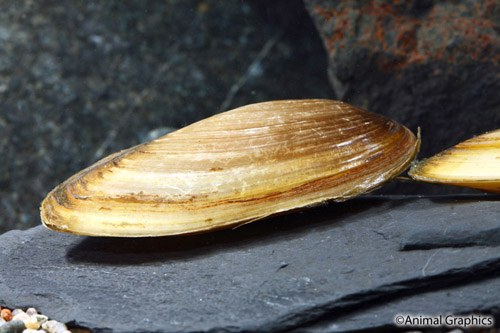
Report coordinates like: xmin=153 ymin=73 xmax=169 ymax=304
xmin=41 ymin=99 xmax=418 ymax=237
xmin=409 ymin=128 xmax=500 ymax=193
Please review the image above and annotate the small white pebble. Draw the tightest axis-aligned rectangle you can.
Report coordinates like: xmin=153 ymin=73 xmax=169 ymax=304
xmin=26 ymin=308 xmax=38 ymax=316
xmin=13 ymin=311 xmax=30 ymax=322
xmin=0 ymin=317 xmax=5 ymax=325
xmin=25 ymin=316 xmax=40 ymax=330
xmin=34 ymin=314 xmax=48 ymax=325
xmin=42 ymin=320 xmax=68 ymax=333
xmin=12 ymin=308 xmax=24 ymax=316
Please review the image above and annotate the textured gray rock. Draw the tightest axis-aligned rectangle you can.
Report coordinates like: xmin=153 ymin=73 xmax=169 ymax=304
xmin=0 ymin=0 xmax=331 ymax=234
xmin=0 ymin=195 xmax=499 ymax=332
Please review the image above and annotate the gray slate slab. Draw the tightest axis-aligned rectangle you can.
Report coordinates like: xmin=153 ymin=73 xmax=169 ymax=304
xmin=0 ymin=195 xmax=499 ymax=332
xmin=304 ymin=271 xmax=500 ymax=332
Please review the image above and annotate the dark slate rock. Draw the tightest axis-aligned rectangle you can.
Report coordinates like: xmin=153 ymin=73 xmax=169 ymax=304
xmin=304 ymin=0 xmax=500 ymax=175
xmin=0 ymin=0 xmax=331 ymax=234
xmin=401 ymin=226 xmax=500 ymax=250
xmin=303 ymin=272 xmax=500 ymax=332
xmin=0 ymin=195 xmax=499 ymax=332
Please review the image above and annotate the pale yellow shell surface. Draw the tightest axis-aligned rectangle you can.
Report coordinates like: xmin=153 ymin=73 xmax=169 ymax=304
xmin=41 ymin=99 xmax=418 ymax=237
xmin=409 ymin=129 xmax=500 ymax=193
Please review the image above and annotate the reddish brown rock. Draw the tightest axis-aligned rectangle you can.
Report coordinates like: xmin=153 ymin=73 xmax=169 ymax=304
xmin=1 ymin=308 xmax=12 ymax=321
xmin=305 ymin=0 xmax=500 ymax=160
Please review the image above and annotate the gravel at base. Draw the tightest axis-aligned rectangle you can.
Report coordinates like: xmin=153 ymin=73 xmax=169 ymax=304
xmin=0 ymin=306 xmax=79 ymax=333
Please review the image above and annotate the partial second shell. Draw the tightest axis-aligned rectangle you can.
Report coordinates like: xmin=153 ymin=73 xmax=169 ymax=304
xmin=41 ymin=99 xmax=418 ymax=237
xmin=409 ymin=128 xmax=500 ymax=193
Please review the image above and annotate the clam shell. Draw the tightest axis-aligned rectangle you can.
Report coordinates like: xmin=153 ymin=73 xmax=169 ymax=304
xmin=41 ymin=99 xmax=418 ymax=237
xmin=409 ymin=129 xmax=500 ymax=193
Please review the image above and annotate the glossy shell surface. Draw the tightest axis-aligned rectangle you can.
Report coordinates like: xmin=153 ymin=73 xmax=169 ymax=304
xmin=41 ymin=99 xmax=418 ymax=237
xmin=409 ymin=128 xmax=500 ymax=193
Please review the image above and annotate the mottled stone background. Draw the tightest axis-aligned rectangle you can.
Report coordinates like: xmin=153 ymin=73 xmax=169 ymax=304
xmin=2 ymin=0 xmax=500 ymax=234
xmin=0 ymin=0 xmax=332 ymax=234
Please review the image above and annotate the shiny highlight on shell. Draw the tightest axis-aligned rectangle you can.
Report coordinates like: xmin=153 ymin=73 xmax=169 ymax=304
xmin=409 ymin=128 xmax=500 ymax=193
xmin=41 ymin=99 xmax=419 ymax=237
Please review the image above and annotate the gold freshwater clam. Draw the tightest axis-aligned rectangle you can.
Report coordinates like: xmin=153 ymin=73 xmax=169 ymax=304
xmin=41 ymin=99 xmax=419 ymax=237
xmin=409 ymin=128 xmax=500 ymax=193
